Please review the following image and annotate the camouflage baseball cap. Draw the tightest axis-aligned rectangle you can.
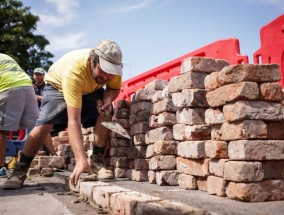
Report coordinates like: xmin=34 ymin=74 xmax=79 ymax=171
xmin=94 ymin=39 xmax=123 ymax=76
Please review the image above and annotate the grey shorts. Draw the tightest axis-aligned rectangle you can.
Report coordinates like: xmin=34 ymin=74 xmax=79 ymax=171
xmin=0 ymin=86 xmax=39 ymax=131
xmin=36 ymin=84 xmax=104 ymax=128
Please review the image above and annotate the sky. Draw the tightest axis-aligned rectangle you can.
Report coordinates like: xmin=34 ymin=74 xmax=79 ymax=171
xmin=21 ymin=0 xmax=284 ymax=81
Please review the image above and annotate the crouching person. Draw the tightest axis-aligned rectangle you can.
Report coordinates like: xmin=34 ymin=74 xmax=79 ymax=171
xmin=3 ymin=39 xmax=123 ymax=189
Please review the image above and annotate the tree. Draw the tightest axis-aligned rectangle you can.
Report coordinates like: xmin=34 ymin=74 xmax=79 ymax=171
xmin=0 ymin=0 xmax=53 ymax=76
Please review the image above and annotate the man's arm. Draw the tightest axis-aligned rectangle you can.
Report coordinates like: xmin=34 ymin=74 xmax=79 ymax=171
xmin=67 ymin=105 xmax=93 ymax=185
xmin=101 ymin=88 xmax=120 ymax=111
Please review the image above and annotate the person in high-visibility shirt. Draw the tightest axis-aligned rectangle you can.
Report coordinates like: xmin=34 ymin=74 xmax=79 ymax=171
xmin=3 ymin=39 xmax=123 ymax=189
xmin=0 ymin=53 xmax=39 ymax=178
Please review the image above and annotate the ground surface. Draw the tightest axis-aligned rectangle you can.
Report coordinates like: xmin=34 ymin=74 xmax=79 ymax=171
xmin=1 ymin=171 xmax=284 ymax=215
xmin=0 ymin=172 xmax=107 ymax=215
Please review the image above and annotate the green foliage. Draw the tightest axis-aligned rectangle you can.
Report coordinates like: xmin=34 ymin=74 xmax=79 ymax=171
xmin=0 ymin=0 xmax=53 ymax=76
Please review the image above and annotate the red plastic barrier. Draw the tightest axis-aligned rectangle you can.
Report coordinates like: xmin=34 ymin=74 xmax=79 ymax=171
xmin=115 ymin=38 xmax=248 ymax=104
xmin=254 ymin=14 xmax=284 ymax=87
xmin=8 ymin=129 xmax=26 ymax=140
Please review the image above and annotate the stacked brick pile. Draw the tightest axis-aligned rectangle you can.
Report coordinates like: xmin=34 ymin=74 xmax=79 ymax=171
xmin=168 ymin=57 xmax=228 ymax=190
xmin=109 ymin=100 xmax=131 ymax=178
xmin=205 ymin=63 xmax=284 ymax=202
xmin=146 ymin=80 xmax=179 ymax=185
xmin=126 ymin=87 xmax=154 ymax=181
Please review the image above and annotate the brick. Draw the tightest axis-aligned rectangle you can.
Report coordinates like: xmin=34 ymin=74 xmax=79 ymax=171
xmin=134 ymin=159 xmax=150 ymax=170
xmin=134 ymin=89 xmax=155 ymax=102
xmin=226 ymin=180 xmax=284 ymax=202
xmin=177 ymin=108 xmax=205 ymax=125
xmin=149 ymin=115 xmax=159 ymax=128
xmin=145 ymin=80 xmax=168 ymax=91
xmin=177 ymin=141 xmax=205 ymax=159
xmin=156 ymin=170 xmax=180 ymax=186
xmin=262 ymin=160 xmax=284 ymax=179
xmin=176 ymin=157 xmax=209 ymax=177
xmin=113 ymin=108 xmax=130 ymax=119
xmin=169 ymin=71 xmax=207 ymax=93
xmin=207 ymin=175 xmax=227 ymax=197
xmin=132 ymin=134 xmax=146 ymax=146
xmin=126 ymin=169 xmax=134 ymax=180
xmin=145 ymin=127 xmax=173 ymax=144
xmin=128 ymin=146 xmax=147 ymax=159
xmin=146 ymin=144 xmax=155 ymax=158
xmin=209 ymin=159 xmax=229 ymax=177
xmin=38 ymin=156 xmax=64 ymax=169
xmin=152 ymin=91 xmax=163 ymax=103
xmin=111 ymin=137 xmax=131 ymax=147
xmin=114 ymin=168 xmax=128 ymax=178
xmin=178 ymin=174 xmax=197 ymax=190
xmin=181 ymin=57 xmax=229 ymax=74
xmin=173 ymin=124 xmax=186 ymax=141
xmin=205 ymin=108 xmax=224 ymax=125
xmin=129 ymin=110 xmax=151 ymax=125
xmin=130 ymin=101 xmax=152 ymax=115
xmin=259 ymin=82 xmax=283 ymax=101
xmin=223 ymin=100 xmax=284 ymax=122
xmin=224 ymin=161 xmax=264 ymax=182
xmin=204 ymin=71 xmax=219 ymax=91
xmin=196 ymin=177 xmax=207 ymax=191
xmin=172 ymin=89 xmax=208 ymax=108
xmin=41 ymin=168 xmax=53 ymax=177
xmin=154 ymin=140 xmax=178 ymax=155
xmin=80 ymin=181 xmax=109 ymax=201
xmin=228 ymin=140 xmax=284 ymax=160
xmin=149 ymin=155 xmax=176 ymax=170
xmin=93 ymin=185 xmax=131 ymax=208
xmin=206 ymin=82 xmax=259 ymax=108
xmin=152 ymin=98 xmax=177 ymax=115
xmin=191 ymin=124 xmax=216 ymax=142
xmin=135 ymin=199 xmax=207 ymax=215
xmin=148 ymin=170 xmax=156 ymax=184
xmin=27 ymin=168 xmax=41 ymax=177
xmin=132 ymin=170 xmax=149 ymax=182
xmin=205 ymin=140 xmax=228 ymax=158
xmin=266 ymin=121 xmax=284 ymax=139
xmin=157 ymin=112 xmax=177 ymax=126
xmin=116 ymin=100 xmax=131 ymax=109
xmin=211 ymin=124 xmax=222 ymax=140
xmin=110 ymin=157 xmax=129 ymax=168
xmin=218 ymin=64 xmax=281 ymax=86
xmin=110 ymin=147 xmax=129 ymax=157
xmin=184 ymin=124 xmax=211 ymax=141
xmin=219 ymin=120 xmax=267 ymax=141
xmin=130 ymin=122 xmax=150 ymax=135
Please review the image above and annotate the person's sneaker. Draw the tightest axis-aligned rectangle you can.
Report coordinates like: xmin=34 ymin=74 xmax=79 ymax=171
xmin=0 ymin=167 xmax=7 ymax=178
xmin=3 ymin=162 xmax=30 ymax=189
xmin=93 ymin=154 xmax=114 ymax=180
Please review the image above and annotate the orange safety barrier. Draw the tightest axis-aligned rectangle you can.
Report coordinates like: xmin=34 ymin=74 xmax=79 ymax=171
xmin=115 ymin=38 xmax=248 ymax=104
xmin=254 ymin=14 xmax=284 ymax=87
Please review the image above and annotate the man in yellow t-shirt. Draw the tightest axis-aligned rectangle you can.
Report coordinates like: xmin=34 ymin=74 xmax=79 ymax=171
xmin=0 ymin=54 xmax=39 ymax=178
xmin=4 ymin=39 xmax=123 ymax=189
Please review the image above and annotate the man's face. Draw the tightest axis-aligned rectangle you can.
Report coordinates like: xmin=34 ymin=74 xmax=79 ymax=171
xmin=92 ymin=64 xmax=114 ymax=85
xmin=33 ymin=73 xmax=44 ymax=83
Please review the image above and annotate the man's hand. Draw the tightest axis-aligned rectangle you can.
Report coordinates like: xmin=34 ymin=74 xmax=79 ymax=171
xmin=97 ymin=99 xmax=112 ymax=115
xmin=70 ymin=158 xmax=93 ymax=186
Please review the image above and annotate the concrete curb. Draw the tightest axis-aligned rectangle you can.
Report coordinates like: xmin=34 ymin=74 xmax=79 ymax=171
xmin=54 ymin=172 xmax=209 ymax=215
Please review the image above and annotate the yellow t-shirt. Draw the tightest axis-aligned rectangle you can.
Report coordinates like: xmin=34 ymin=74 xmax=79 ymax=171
xmin=45 ymin=49 xmax=122 ymax=108
xmin=0 ymin=54 xmax=32 ymax=93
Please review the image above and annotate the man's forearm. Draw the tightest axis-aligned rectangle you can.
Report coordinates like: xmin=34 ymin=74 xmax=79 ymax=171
xmin=103 ymin=88 xmax=120 ymax=103
xmin=68 ymin=119 xmax=86 ymax=160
